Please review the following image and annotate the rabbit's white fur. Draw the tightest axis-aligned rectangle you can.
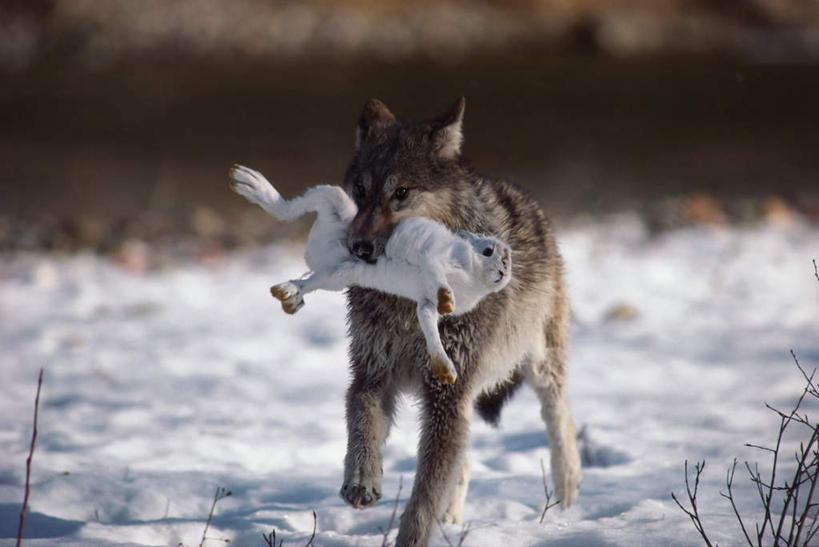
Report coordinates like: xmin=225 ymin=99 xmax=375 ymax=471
xmin=229 ymin=164 xmax=511 ymax=384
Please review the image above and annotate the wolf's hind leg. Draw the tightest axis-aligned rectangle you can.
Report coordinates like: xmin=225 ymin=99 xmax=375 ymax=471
xmin=523 ymin=354 xmax=581 ymax=508
xmin=416 ymin=301 xmax=457 ymax=384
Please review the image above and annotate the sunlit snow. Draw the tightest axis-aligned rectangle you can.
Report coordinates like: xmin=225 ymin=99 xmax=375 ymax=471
xmin=1 ymin=216 xmax=817 ymax=546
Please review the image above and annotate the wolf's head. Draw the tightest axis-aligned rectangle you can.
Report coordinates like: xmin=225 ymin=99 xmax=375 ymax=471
xmin=343 ymin=97 xmax=468 ymax=262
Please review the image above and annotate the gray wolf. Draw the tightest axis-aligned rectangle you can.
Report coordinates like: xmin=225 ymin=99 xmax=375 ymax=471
xmin=339 ymin=97 xmax=581 ymax=546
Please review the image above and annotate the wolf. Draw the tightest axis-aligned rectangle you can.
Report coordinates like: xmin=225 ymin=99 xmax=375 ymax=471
xmin=338 ymin=97 xmax=581 ymax=546
xmin=228 ymin=164 xmax=512 ymax=383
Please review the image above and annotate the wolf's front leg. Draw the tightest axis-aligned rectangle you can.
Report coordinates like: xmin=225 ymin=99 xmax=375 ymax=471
xmin=416 ymin=301 xmax=457 ymax=385
xmin=341 ymin=357 xmax=397 ymax=509
xmin=397 ymin=386 xmax=471 ymax=547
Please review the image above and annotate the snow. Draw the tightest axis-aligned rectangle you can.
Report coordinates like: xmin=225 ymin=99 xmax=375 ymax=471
xmin=1 ymin=216 xmax=817 ymax=546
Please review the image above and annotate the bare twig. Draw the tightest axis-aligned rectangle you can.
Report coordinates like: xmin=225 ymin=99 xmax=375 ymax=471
xmin=456 ymin=522 xmax=471 ymax=547
xmin=671 ymin=460 xmax=715 ymax=547
xmin=261 ymin=529 xmax=282 ymax=547
xmin=719 ymin=459 xmax=753 ymax=546
xmin=674 ymin=348 xmax=819 ymax=547
xmin=435 ymin=516 xmax=470 ymax=547
xmin=198 ymin=486 xmax=231 ymax=547
xmin=304 ymin=510 xmax=317 ymax=547
xmin=262 ymin=510 xmax=317 ymax=547
xmin=539 ymin=458 xmax=560 ymax=523
xmin=16 ymin=368 xmax=43 ymax=547
xmin=813 ymin=259 xmax=818 ymax=285
xmin=380 ymin=476 xmax=403 ymax=547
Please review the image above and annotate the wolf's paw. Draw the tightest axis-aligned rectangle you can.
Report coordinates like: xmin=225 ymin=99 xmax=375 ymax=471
xmin=440 ymin=509 xmax=461 ymax=525
xmin=270 ymin=282 xmax=304 ymax=315
xmin=340 ymin=468 xmax=382 ymax=509
xmin=430 ymin=353 xmax=457 ymax=385
xmin=552 ymin=446 xmax=582 ymax=509
xmin=437 ymin=287 xmax=455 ymax=315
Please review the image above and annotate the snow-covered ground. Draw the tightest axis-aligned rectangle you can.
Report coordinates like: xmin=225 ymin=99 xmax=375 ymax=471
xmin=1 ymin=216 xmax=817 ymax=546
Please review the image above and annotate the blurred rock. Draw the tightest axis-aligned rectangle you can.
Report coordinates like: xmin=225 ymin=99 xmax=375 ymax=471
xmin=189 ymin=206 xmax=226 ymax=239
xmin=603 ymin=302 xmax=639 ymax=323
xmin=762 ymin=195 xmax=796 ymax=226
xmin=113 ymin=238 xmax=151 ymax=273
xmin=685 ymin=193 xmax=726 ymax=226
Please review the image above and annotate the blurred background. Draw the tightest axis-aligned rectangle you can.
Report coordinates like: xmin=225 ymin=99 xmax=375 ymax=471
xmin=1 ymin=0 xmax=818 ymax=263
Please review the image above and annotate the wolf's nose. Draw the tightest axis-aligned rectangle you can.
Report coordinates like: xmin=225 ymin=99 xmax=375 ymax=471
xmin=351 ymin=241 xmax=374 ymax=261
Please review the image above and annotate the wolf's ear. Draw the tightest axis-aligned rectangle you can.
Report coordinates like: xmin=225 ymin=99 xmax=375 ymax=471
xmin=430 ymin=96 xmax=465 ymax=160
xmin=356 ymin=98 xmax=395 ymax=150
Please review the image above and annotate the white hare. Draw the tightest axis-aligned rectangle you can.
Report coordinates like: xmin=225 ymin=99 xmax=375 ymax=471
xmin=229 ymin=164 xmax=511 ymax=384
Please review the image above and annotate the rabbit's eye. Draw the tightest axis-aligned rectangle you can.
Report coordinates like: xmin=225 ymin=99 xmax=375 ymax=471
xmin=482 ymin=247 xmax=494 ymax=257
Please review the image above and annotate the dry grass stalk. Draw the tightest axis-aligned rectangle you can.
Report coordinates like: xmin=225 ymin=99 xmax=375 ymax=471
xmin=16 ymin=368 xmax=43 ymax=547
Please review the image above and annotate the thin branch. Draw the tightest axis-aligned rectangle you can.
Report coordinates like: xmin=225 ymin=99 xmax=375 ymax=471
xmin=671 ymin=460 xmax=715 ymax=547
xmin=791 ymin=350 xmax=819 ymax=398
xmin=793 ymin=427 xmax=819 ymax=546
xmin=198 ymin=486 xmax=231 ymax=547
xmin=456 ymin=522 xmax=471 ymax=547
xmin=261 ymin=529 xmax=282 ymax=547
xmin=262 ymin=510 xmax=317 ymax=547
xmin=720 ymin=459 xmax=753 ymax=546
xmin=16 ymin=368 xmax=43 ymax=547
xmin=304 ymin=510 xmax=317 ymax=547
xmin=435 ymin=515 xmax=454 ymax=547
xmin=539 ymin=458 xmax=560 ymax=523
xmin=380 ymin=476 xmax=403 ymax=547
xmin=435 ymin=516 xmax=470 ymax=547
xmin=813 ymin=259 xmax=818 ymax=286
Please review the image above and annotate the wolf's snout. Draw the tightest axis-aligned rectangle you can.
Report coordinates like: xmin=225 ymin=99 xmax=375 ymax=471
xmin=351 ymin=241 xmax=375 ymax=262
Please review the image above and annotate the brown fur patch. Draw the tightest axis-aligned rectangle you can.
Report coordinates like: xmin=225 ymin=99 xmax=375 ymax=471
xmin=430 ymin=354 xmax=456 ymax=385
xmin=437 ymin=287 xmax=454 ymax=315
xmin=270 ymin=284 xmax=287 ymax=300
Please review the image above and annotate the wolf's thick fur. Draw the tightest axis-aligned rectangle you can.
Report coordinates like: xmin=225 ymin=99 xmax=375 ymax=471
xmin=340 ymin=97 xmax=581 ymax=546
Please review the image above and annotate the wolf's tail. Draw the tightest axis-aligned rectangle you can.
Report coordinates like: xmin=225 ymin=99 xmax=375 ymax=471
xmin=474 ymin=370 xmax=524 ymax=427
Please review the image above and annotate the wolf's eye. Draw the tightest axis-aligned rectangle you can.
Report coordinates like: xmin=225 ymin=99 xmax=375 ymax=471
xmin=393 ymin=186 xmax=409 ymax=201
xmin=353 ymin=183 xmax=366 ymax=199
xmin=482 ymin=246 xmax=494 ymax=257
